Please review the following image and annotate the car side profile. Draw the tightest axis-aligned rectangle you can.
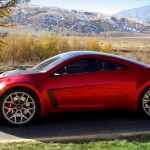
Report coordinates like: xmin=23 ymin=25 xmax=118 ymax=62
xmin=0 ymin=51 xmax=150 ymax=126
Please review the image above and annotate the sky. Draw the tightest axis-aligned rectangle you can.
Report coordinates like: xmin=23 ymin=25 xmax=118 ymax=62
xmin=30 ymin=0 xmax=150 ymax=14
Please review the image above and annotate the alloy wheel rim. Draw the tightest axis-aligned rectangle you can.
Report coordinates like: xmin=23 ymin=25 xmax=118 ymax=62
xmin=142 ymin=90 xmax=150 ymax=115
xmin=2 ymin=92 xmax=35 ymax=125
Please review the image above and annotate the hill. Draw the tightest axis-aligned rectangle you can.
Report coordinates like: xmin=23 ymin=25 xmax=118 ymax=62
xmin=116 ymin=5 xmax=150 ymax=23
xmin=2 ymin=4 xmax=150 ymax=35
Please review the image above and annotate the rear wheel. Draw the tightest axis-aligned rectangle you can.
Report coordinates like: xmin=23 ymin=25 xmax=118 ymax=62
xmin=0 ymin=89 xmax=39 ymax=126
xmin=139 ymin=88 xmax=150 ymax=117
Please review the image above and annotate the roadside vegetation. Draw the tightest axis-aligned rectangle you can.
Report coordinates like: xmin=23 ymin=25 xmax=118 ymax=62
xmin=0 ymin=34 xmax=112 ymax=65
xmin=103 ymin=37 xmax=150 ymax=64
xmin=1 ymin=135 xmax=150 ymax=150
xmin=0 ymin=34 xmax=150 ymax=70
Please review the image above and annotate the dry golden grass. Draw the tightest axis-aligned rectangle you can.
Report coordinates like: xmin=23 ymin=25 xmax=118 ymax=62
xmin=103 ymin=37 xmax=150 ymax=51
xmin=0 ymin=34 xmax=112 ymax=64
xmin=0 ymin=34 xmax=149 ymax=71
xmin=103 ymin=37 xmax=150 ymax=64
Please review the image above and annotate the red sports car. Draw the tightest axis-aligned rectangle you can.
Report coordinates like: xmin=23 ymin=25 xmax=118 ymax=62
xmin=0 ymin=51 xmax=150 ymax=126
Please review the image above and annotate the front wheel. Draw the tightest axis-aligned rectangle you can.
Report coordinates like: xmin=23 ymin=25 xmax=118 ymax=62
xmin=0 ymin=89 xmax=39 ymax=126
xmin=139 ymin=88 xmax=150 ymax=117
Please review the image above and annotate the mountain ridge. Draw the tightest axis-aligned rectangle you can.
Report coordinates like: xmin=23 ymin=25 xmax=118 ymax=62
xmin=116 ymin=5 xmax=150 ymax=23
xmin=2 ymin=4 xmax=150 ymax=35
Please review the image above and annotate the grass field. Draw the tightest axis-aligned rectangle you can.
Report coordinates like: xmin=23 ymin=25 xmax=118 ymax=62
xmin=0 ymin=34 xmax=150 ymax=69
xmin=104 ymin=37 xmax=150 ymax=64
xmin=1 ymin=135 xmax=150 ymax=150
xmin=103 ymin=37 xmax=150 ymax=51
xmin=0 ymin=34 xmax=149 ymax=72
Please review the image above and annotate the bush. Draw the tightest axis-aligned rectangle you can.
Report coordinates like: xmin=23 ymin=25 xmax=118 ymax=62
xmin=0 ymin=34 xmax=112 ymax=64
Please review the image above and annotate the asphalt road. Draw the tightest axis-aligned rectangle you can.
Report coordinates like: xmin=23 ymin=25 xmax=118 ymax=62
xmin=0 ymin=110 xmax=150 ymax=143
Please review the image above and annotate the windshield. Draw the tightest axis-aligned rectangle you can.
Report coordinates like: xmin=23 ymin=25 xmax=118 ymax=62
xmin=32 ymin=54 xmax=66 ymax=72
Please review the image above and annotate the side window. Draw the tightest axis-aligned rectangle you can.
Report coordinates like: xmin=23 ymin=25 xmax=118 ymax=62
xmin=55 ymin=58 xmax=101 ymax=75
xmin=55 ymin=58 xmax=129 ymax=75
xmin=55 ymin=66 xmax=67 ymax=75
xmin=101 ymin=60 xmax=128 ymax=71
xmin=66 ymin=59 xmax=88 ymax=74
xmin=115 ymin=63 xmax=128 ymax=70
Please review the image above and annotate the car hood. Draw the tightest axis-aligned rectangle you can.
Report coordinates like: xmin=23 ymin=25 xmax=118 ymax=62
xmin=0 ymin=68 xmax=36 ymax=77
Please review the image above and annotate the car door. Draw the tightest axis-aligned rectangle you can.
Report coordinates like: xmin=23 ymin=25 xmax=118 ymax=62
xmin=43 ymin=58 xmax=135 ymax=112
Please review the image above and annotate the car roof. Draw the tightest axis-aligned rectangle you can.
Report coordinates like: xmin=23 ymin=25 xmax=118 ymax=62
xmin=65 ymin=51 xmax=100 ymax=56
xmin=62 ymin=51 xmax=147 ymax=68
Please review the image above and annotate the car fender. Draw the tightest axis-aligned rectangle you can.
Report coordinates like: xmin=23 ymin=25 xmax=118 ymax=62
xmin=0 ymin=76 xmax=46 ymax=116
xmin=133 ymin=79 xmax=150 ymax=111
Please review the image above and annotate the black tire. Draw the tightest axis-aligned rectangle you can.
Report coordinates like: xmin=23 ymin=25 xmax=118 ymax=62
xmin=139 ymin=87 xmax=150 ymax=118
xmin=0 ymin=88 xmax=40 ymax=126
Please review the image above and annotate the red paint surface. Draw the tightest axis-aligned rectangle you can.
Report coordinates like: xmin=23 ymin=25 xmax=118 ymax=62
xmin=0 ymin=52 xmax=150 ymax=116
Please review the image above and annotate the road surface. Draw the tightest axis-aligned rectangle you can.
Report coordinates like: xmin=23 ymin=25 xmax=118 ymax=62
xmin=0 ymin=110 xmax=150 ymax=143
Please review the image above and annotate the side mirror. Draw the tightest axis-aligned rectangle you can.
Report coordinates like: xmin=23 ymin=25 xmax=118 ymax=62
xmin=53 ymin=73 xmax=61 ymax=76
xmin=53 ymin=72 xmax=68 ymax=77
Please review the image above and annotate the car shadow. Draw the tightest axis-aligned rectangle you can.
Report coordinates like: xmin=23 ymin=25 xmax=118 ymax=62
xmin=0 ymin=110 xmax=150 ymax=142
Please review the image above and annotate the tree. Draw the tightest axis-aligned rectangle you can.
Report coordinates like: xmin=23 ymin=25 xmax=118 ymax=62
xmin=0 ymin=0 xmax=30 ymax=27
xmin=0 ymin=0 xmax=30 ymax=45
